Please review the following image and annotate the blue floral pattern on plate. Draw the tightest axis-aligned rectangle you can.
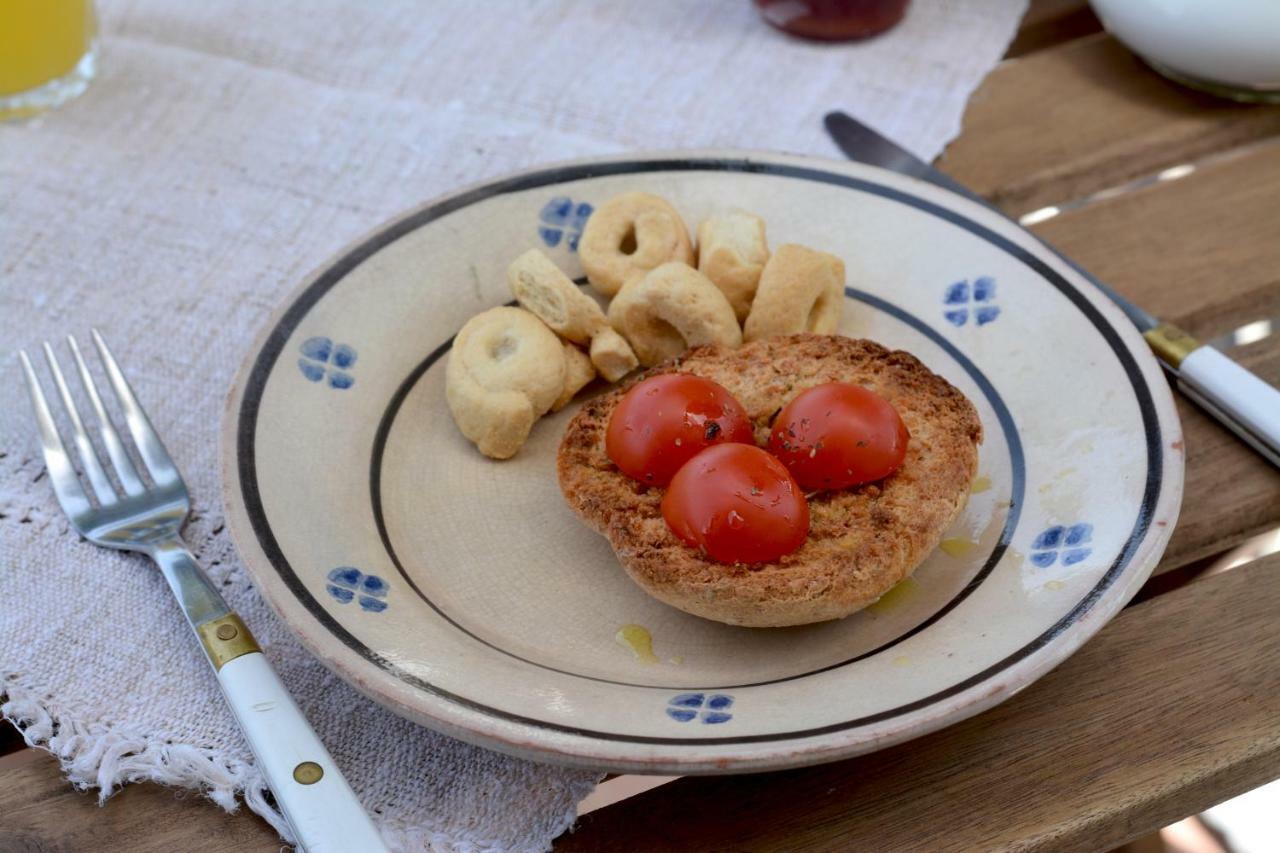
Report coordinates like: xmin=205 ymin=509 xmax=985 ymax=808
xmin=1030 ymin=523 xmax=1093 ymax=568
xmin=538 ymin=197 xmax=593 ymax=251
xmin=298 ymin=336 xmax=357 ymax=389
xmin=667 ymin=693 xmax=733 ymax=724
xmin=943 ymin=276 xmax=1000 ymax=327
xmin=326 ymin=567 xmax=389 ymax=612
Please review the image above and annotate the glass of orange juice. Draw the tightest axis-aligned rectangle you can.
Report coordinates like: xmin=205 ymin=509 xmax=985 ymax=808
xmin=0 ymin=0 xmax=97 ymax=121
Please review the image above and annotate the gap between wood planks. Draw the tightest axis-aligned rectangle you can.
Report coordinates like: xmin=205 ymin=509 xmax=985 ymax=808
xmin=1016 ymin=136 xmax=1280 ymax=231
xmin=1133 ymin=526 xmax=1280 ymax=606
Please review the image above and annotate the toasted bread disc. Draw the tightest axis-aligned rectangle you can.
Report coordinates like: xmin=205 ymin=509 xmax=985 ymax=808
xmin=557 ymin=334 xmax=982 ymax=627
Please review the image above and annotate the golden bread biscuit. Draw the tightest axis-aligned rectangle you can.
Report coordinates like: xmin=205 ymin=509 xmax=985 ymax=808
xmin=508 ymin=249 xmax=607 ymax=344
xmin=557 ymin=334 xmax=982 ymax=627
xmin=446 ymin=306 xmax=565 ymax=459
xmin=607 ymin=262 xmax=742 ymax=367
xmin=696 ymin=210 xmax=769 ymax=322
xmin=579 ymin=192 xmax=694 ymax=296
xmin=743 ymin=244 xmax=845 ymax=342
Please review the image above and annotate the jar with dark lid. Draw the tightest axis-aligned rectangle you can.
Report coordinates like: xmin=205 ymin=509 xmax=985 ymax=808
xmin=755 ymin=0 xmax=910 ymax=42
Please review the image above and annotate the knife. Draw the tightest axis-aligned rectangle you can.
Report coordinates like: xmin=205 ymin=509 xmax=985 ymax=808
xmin=824 ymin=110 xmax=1280 ymax=468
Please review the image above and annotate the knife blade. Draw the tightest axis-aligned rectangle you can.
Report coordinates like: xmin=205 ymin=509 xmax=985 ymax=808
xmin=823 ymin=110 xmax=1280 ymax=468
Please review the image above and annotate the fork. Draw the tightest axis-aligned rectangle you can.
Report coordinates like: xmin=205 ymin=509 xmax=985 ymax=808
xmin=19 ymin=330 xmax=387 ymax=853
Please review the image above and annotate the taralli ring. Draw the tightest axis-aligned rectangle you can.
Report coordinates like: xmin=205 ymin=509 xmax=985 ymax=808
xmin=743 ymin=244 xmax=845 ymax=343
xmin=508 ymin=249 xmax=607 ymax=344
xmin=579 ymin=192 xmax=695 ymax=297
xmin=697 ymin=210 xmax=769 ymax=322
xmin=446 ymin=306 xmax=566 ymax=459
xmin=608 ymin=262 xmax=742 ymax=367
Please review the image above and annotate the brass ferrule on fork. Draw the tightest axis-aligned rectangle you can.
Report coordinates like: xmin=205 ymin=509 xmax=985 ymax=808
xmin=196 ymin=613 xmax=261 ymax=671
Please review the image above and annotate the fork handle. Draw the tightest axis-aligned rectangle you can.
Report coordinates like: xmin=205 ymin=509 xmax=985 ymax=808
xmin=213 ymin=648 xmax=388 ymax=853
xmin=149 ymin=542 xmax=386 ymax=852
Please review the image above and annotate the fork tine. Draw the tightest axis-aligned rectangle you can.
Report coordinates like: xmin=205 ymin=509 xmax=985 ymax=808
xmin=42 ymin=342 xmax=117 ymax=505
xmin=68 ymin=335 xmax=146 ymax=497
xmin=90 ymin=329 xmax=181 ymax=486
xmin=19 ymin=350 xmax=92 ymax=519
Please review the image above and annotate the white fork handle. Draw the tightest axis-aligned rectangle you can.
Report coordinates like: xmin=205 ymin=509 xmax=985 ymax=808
xmin=1178 ymin=345 xmax=1280 ymax=468
xmin=218 ymin=652 xmax=388 ymax=853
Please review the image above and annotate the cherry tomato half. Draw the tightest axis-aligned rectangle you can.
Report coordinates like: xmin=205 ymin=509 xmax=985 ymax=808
xmin=606 ymin=374 xmax=754 ymax=486
xmin=768 ymin=383 xmax=909 ymax=490
xmin=662 ymin=443 xmax=810 ymax=564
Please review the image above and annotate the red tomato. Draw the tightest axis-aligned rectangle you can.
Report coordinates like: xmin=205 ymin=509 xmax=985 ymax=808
xmin=606 ymin=374 xmax=753 ymax=486
xmin=662 ymin=444 xmax=810 ymax=564
xmin=768 ymin=383 xmax=909 ymax=490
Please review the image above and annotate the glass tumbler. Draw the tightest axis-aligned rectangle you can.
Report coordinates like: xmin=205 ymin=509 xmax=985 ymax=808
xmin=0 ymin=0 xmax=97 ymax=121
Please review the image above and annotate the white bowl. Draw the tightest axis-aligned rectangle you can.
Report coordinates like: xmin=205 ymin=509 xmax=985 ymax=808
xmin=1090 ymin=0 xmax=1280 ymax=101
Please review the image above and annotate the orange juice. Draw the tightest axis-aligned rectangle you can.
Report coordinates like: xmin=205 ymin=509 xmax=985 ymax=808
xmin=0 ymin=0 xmax=95 ymax=102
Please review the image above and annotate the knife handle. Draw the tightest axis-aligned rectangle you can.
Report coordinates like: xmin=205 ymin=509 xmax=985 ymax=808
xmin=214 ymin=644 xmax=388 ymax=853
xmin=1177 ymin=345 xmax=1280 ymax=468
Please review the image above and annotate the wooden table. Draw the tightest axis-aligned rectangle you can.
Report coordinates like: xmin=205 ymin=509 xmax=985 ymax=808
xmin=5 ymin=3 xmax=1280 ymax=850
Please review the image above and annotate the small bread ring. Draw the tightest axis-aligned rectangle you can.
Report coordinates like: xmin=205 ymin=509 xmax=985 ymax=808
xmin=508 ymin=249 xmax=607 ymax=344
xmin=608 ymin=262 xmax=742 ymax=367
xmin=696 ymin=210 xmax=769 ymax=322
xmin=579 ymin=192 xmax=695 ymax=296
xmin=588 ymin=327 xmax=639 ymax=383
xmin=742 ymin=244 xmax=845 ymax=343
xmin=446 ymin=306 xmax=565 ymax=458
xmin=552 ymin=342 xmax=596 ymax=412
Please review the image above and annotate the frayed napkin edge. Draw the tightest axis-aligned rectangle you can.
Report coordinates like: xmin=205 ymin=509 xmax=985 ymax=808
xmin=2 ymin=675 xmax=596 ymax=851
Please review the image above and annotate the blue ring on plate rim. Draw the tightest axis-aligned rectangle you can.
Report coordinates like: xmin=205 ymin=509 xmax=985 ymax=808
xmin=367 ymin=285 xmax=1026 ymax=691
xmin=235 ymin=157 xmax=1162 ymax=746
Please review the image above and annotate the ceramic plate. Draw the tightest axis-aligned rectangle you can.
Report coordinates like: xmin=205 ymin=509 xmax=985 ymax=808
xmin=222 ymin=151 xmax=1183 ymax=774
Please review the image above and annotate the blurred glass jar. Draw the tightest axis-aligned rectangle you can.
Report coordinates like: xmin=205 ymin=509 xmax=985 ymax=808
xmin=0 ymin=0 xmax=97 ymax=121
xmin=1090 ymin=0 xmax=1280 ymax=103
xmin=755 ymin=0 xmax=909 ymax=42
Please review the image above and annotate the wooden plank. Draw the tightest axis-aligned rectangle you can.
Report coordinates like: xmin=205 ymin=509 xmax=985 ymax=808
xmin=940 ymin=34 xmax=1280 ymax=217
xmin=1164 ymin=388 xmax=1280 ymax=572
xmin=1029 ymin=142 xmax=1280 ymax=572
xmin=0 ymin=757 xmax=279 ymax=852
xmin=560 ymin=553 xmax=1280 ymax=851
xmin=0 ymin=745 xmax=43 ymax=772
xmin=1007 ymin=0 xmax=1101 ymax=58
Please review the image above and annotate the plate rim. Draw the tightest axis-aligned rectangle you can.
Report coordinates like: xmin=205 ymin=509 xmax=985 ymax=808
xmin=220 ymin=148 xmax=1185 ymax=773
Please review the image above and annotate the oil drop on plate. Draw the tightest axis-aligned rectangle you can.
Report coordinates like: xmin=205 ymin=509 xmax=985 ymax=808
xmin=615 ymin=624 xmax=658 ymax=664
xmin=939 ymin=538 xmax=977 ymax=558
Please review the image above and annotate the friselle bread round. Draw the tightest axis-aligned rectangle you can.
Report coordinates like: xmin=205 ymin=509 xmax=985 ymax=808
xmin=557 ymin=334 xmax=983 ymax=627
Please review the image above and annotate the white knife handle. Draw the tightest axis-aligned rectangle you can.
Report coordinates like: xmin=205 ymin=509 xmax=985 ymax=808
xmin=217 ymin=652 xmax=388 ymax=853
xmin=1178 ymin=345 xmax=1280 ymax=467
